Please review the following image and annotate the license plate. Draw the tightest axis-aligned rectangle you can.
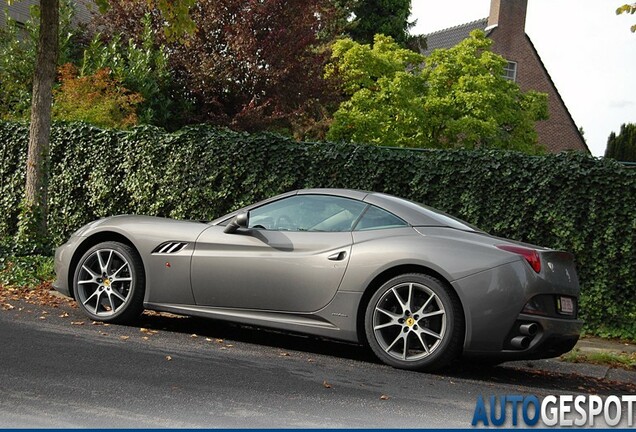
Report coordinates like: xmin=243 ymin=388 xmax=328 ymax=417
xmin=558 ymin=296 xmax=574 ymax=315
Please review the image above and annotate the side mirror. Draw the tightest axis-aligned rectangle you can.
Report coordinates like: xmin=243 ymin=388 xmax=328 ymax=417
xmin=224 ymin=211 xmax=249 ymax=234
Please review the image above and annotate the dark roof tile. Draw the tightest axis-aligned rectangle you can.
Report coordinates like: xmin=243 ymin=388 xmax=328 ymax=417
xmin=420 ymin=18 xmax=488 ymax=55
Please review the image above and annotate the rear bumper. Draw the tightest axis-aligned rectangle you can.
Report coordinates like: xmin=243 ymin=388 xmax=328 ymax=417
xmin=465 ymin=313 xmax=583 ymax=360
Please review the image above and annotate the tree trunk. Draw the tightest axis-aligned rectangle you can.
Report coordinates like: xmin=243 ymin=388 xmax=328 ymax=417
xmin=24 ymin=0 xmax=59 ymax=239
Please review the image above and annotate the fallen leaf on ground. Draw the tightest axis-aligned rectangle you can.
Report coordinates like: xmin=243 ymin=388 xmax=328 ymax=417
xmin=99 ymin=332 xmax=108 ymax=336
xmin=205 ymin=338 xmax=213 ymax=342
xmin=2 ymin=303 xmax=15 ymax=310
xmin=323 ymin=380 xmax=332 ymax=389
xmin=140 ymin=328 xmax=158 ymax=335
xmin=120 ymin=336 xmax=130 ymax=340
xmin=71 ymin=321 xmax=85 ymax=325
xmin=166 ymin=355 xmax=172 ymax=361
xmin=142 ymin=336 xmax=149 ymax=340
xmin=215 ymin=338 xmax=224 ymax=343
xmin=39 ymin=316 xmax=46 ymax=320
xmin=59 ymin=312 xmax=69 ymax=318
xmin=225 ymin=344 xmax=234 ymax=348
xmin=279 ymin=352 xmax=290 ymax=357
xmin=380 ymin=394 xmax=390 ymax=400
xmin=190 ymin=334 xmax=198 ymax=338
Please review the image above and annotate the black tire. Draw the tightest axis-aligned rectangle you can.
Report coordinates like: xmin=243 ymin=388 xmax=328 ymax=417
xmin=364 ymin=273 xmax=463 ymax=371
xmin=73 ymin=241 xmax=145 ymax=324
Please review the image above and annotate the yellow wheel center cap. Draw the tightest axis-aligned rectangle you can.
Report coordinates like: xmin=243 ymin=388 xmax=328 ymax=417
xmin=405 ymin=317 xmax=415 ymax=327
xmin=104 ymin=279 xmax=111 ymax=287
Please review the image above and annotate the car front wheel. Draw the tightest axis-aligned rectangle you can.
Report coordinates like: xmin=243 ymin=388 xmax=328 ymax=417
xmin=73 ymin=241 xmax=145 ymax=324
xmin=365 ymin=273 xmax=463 ymax=371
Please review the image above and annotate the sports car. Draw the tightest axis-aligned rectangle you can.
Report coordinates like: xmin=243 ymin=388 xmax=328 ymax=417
xmin=54 ymin=189 xmax=583 ymax=371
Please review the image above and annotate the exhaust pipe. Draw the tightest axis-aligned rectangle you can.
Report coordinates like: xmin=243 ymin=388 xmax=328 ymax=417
xmin=519 ymin=323 xmax=539 ymax=336
xmin=510 ymin=336 xmax=530 ymax=350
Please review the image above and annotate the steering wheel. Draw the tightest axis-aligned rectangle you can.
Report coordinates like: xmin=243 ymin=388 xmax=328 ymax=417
xmin=276 ymin=215 xmax=294 ymax=230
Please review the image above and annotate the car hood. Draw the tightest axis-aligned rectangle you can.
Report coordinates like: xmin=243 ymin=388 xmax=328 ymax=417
xmin=72 ymin=215 xmax=210 ymax=242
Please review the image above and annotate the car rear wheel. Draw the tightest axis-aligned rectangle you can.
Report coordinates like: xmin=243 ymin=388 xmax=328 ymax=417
xmin=73 ymin=241 xmax=145 ymax=324
xmin=364 ymin=273 xmax=463 ymax=371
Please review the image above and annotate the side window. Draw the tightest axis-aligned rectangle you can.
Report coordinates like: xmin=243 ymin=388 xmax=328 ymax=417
xmin=354 ymin=205 xmax=407 ymax=231
xmin=248 ymin=195 xmax=366 ymax=232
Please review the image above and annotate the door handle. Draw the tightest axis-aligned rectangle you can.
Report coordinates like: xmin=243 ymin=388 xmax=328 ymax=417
xmin=327 ymin=251 xmax=347 ymax=261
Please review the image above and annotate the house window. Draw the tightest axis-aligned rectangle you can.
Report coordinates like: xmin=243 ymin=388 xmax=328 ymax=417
xmin=503 ymin=61 xmax=517 ymax=82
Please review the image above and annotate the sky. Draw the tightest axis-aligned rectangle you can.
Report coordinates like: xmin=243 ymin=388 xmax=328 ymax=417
xmin=409 ymin=0 xmax=636 ymax=156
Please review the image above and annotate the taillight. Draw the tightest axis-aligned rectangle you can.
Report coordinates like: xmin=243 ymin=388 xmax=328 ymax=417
xmin=496 ymin=244 xmax=541 ymax=273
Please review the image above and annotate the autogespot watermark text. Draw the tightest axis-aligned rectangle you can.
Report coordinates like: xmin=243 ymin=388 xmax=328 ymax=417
xmin=471 ymin=394 xmax=636 ymax=427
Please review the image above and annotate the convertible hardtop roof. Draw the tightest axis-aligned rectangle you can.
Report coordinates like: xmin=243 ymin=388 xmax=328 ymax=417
xmin=214 ymin=188 xmax=477 ymax=231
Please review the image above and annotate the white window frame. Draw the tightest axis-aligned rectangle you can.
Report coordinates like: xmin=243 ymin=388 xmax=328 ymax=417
xmin=503 ymin=61 xmax=518 ymax=82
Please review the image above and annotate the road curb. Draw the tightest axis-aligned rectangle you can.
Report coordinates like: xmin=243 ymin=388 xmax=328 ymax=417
xmin=502 ymin=359 xmax=635 ymax=385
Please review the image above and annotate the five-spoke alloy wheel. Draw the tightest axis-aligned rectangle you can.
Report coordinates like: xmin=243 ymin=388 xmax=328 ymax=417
xmin=73 ymin=241 xmax=145 ymax=323
xmin=365 ymin=273 xmax=463 ymax=371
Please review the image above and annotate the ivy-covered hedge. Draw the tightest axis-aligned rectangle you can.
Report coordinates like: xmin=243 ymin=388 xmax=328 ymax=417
xmin=1 ymin=121 xmax=635 ymax=339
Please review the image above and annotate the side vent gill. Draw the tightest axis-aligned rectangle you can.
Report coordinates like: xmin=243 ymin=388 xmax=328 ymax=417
xmin=152 ymin=242 xmax=189 ymax=254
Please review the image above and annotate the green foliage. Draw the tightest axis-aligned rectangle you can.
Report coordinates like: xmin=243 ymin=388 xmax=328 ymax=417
xmin=154 ymin=0 xmax=197 ymax=40
xmin=79 ymin=15 xmax=177 ymax=127
xmin=94 ymin=0 xmax=197 ymax=40
xmin=0 ymin=5 xmax=179 ymax=128
xmin=93 ymin=0 xmax=337 ymax=134
xmin=561 ymin=348 xmax=636 ymax=371
xmin=0 ymin=12 xmax=35 ymax=119
xmin=605 ymin=123 xmax=636 ymax=162
xmin=348 ymin=0 xmax=414 ymax=47
xmin=0 ymin=235 xmax=54 ymax=287
xmin=0 ymin=121 xmax=635 ymax=339
xmin=0 ymin=0 xmax=84 ymax=120
xmin=326 ymin=32 xmax=548 ymax=153
xmin=14 ymin=199 xmax=51 ymax=256
xmin=616 ymin=3 xmax=636 ymax=32
xmin=53 ymin=64 xmax=144 ymax=129
xmin=326 ymin=34 xmax=425 ymax=94
xmin=0 ymin=254 xmax=54 ymax=289
xmin=326 ymin=34 xmax=428 ymax=148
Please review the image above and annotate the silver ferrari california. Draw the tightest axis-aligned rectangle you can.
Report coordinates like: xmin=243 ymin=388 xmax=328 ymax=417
xmin=54 ymin=189 xmax=583 ymax=371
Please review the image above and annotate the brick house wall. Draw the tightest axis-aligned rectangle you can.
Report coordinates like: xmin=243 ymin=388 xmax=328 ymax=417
xmin=486 ymin=0 xmax=588 ymax=153
xmin=422 ymin=0 xmax=589 ymax=153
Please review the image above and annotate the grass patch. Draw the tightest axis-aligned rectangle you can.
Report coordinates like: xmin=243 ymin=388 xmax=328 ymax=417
xmin=0 ymin=255 xmax=55 ymax=289
xmin=560 ymin=349 xmax=636 ymax=371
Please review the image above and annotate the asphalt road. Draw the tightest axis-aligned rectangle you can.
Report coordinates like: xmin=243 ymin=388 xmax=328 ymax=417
xmin=0 ymin=297 xmax=632 ymax=428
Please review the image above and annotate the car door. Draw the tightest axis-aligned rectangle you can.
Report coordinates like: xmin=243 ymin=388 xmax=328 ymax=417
xmin=190 ymin=194 xmax=367 ymax=312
